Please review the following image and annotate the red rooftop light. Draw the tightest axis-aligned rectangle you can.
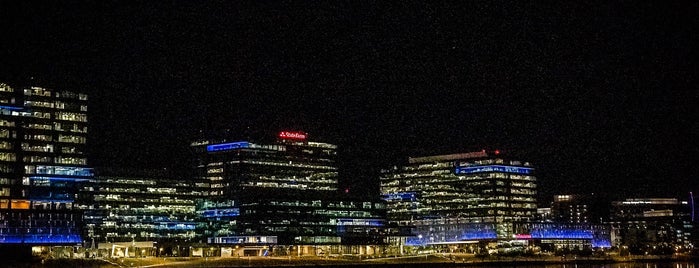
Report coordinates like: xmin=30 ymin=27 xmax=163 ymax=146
xmin=494 ymin=149 xmax=501 ymax=155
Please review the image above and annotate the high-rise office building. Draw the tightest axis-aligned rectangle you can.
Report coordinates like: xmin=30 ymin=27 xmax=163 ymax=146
xmin=192 ymin=131 xmax=387 ymax=256
xmin=380 ymin=150 xmax=537 ymax=244
xmin=0 ymin=82 xmax=92 ymax=245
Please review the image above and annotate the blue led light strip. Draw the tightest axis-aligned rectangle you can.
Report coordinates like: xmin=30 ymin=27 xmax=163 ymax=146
xmin=207 ymin=141 xmax=249 ymax=152
xmin=455 ymin=165 xmax=533 ymax=175
xmin=29 ymin=176 xmax=89 ymax=182
xmin=0 ymin=234 xmax=82 ymax=244
xmin=0 ymin=105 xmax=24 ymax=111
xmin=382 ymin=192 xmax=417 ymax=201
xmin=201 ymin=208 xmax=240 ymax=217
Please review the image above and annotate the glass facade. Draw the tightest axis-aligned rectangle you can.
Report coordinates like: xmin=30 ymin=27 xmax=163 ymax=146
xmin=609 ymin=198 xmax=695 ymax=250
xmin=381 ymin=150 xmax=539 ymax=245
xmin=192 ymin=134 xmax=388 ymax=246
xmin=0 ymin=82 xmax=91 ymax=245
xmin=381 ymin=151 xmax=537 ymax=225
xmin=86 ymin=168 xmax=204 ymax=245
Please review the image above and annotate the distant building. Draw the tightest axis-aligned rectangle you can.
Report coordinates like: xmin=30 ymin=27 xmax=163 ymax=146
xmin=380 ymin=151 xmax=612 ymax=250
xmin=535 ymin=207 xmax=553 ymax=222
xmin=609 ymin=198 xmax=695 ymax=252
xmin=87 ymin=168 xmax=204 ymax=257
xmin=191 ymin=131 xmax=390 ymax=256
xmin=380 ymin=150 xmax=538 ymax=244
xmin=551 ymin=194 xmax=591 ymax=223
xmin=0 ymin=82 xmax=92 ymax=246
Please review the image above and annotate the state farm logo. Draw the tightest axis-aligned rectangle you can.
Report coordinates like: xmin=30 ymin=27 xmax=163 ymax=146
xmin=278 ymin=131 xmax=307 ymax=140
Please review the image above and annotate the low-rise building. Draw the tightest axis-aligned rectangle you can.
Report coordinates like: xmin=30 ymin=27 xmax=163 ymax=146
xmin=88 ymin=168 xmax=204 ymax=257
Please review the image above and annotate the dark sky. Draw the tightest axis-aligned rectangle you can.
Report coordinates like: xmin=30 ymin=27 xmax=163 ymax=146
xmin=1 ymin=1 xmax=697 ymax=202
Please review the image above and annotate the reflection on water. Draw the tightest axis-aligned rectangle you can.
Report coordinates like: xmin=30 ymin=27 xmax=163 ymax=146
xmin=448 ymin=262 xmax=697 ymax=268
xmin=22 ymin=260 xmax=699 ymax=268
xmin=553 ymin=263 xmax=694 ymax=268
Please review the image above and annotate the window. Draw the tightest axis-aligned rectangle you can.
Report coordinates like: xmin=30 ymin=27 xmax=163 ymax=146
xmin=0 ymin=152 xmax=16 ymax=161
xmin=0 ymin=83 xmax=13 ymax=92
xmin=0 ymin=141 xmax=11 ymax=150
xmin=55 ymin=112 xmax=87 ymax=122
xmin=24 ymin=87 xmax=52 ymax=97
xmin=11 ymin=199 xmax=31 ymax=209
xmin=56 ymin=156 xmax=87 ymax=165
xmin=21 ymin=143 xmax=54 ymax=153
xmin=60 ymin=146 xmax=82 ymax=154
xmin=58 ymin=135 xmax=86 ymax=144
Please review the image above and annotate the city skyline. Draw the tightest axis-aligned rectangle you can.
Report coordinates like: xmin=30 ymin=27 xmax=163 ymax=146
xmin=1 ymin=1 xmax=697 ymax=202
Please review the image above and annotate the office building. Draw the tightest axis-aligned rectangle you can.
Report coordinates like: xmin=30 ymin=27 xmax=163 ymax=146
xmin=0 ymin=82 xmax=91 ymax=246
xmin=380 ymin=150 xmax=538 ymax=245
xmin=380 ymin=150 xmax=612 ymax=250
xmin=192 ymin=131 xmax=389 ymax=256
xmin=88 ymin=168 xmax=205 ymax=257
xmin=609 ymin=198 xmax=695 ymax=252
xmin=551 ymin=194 xmax=591 ymax=223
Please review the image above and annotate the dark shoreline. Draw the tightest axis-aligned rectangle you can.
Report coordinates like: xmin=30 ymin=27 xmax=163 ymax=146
xmin=322 ymin=258 xmax=699 ymax=268
xmin=19 ymin=256 xmax=699 ymax=268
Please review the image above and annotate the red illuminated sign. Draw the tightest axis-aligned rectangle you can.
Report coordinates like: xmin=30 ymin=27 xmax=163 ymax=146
xmin=278 ymin=131 xmax=307 ymax=140
xmin=514 ymin=234 xmax=531 ymax=239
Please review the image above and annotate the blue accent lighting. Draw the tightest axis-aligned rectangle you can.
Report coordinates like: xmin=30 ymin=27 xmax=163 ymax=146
xmin=530 ymin=229 xmax=593 ymax=239
xmin=207 ymin=141 xmax=249 ymax=152
xmin=201 ymin=208 xmax=240 ymax=218
xmin=455 ymin=165 xmax=533 ymax=175
xmin=0 ymin=105 xmax=24 ymax=111
xmin=592 ymin=239 xmax=612 ymax=248
xmin=337 ymin=219 xmax=384 ymax=227
xmin=460 ymin=230 xmax=497 ymax=240
xmin=382 ymin=192 xmax=417 ymax=202
xmin=0 ymin=234 xmax=82 ymax=244
xmin=30 ymin=176 xmax=89 ymax=182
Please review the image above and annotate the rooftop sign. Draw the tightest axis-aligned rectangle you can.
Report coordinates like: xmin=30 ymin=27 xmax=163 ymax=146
xmin=278 ymin=131 xmax=306 ymax=140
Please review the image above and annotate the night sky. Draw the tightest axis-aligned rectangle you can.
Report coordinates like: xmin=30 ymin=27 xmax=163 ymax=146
xmin=1 ymin=1 xmax=697 ymax=203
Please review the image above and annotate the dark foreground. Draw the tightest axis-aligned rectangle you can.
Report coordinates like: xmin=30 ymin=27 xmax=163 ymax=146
xmin=7 ymin=254 xmax=699 ymax=268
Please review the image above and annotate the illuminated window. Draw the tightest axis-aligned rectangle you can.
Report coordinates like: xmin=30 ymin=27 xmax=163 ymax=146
xmin=24 ymin=134 xmax=53 ymax=141
xmin=54 ymin=157 xmax=87 ymax=165
xmin=0 ymin=83 xmax=13 ymax=92
xmin=24 ymin=87 xmax=52 ymax=97
xmin=57 ymin=135 xmax=86 ymax=144
xmin=0 ymin=120 xmax=14 ymax=127
xmin=54 ymin=112 xmax=87 ymax=122
xmin=60 ymin=146 xmax=82 ymax=154
xmin=23 ymin=156 xmax=53 ymax=163
xmin=0 ymin=141 xmax=11 ymax=150
xmin=21 ymin=143 xmax=54 ymax=152
xmin=0 ymin=152 xmax=16 ymax=162
xmin=24 ymin=100 xmax=54 ymax=108
xmin=27 ymin=123 xmax=52 ymax=130
xmin=11 ymin=199 xmax=30 ymax=209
